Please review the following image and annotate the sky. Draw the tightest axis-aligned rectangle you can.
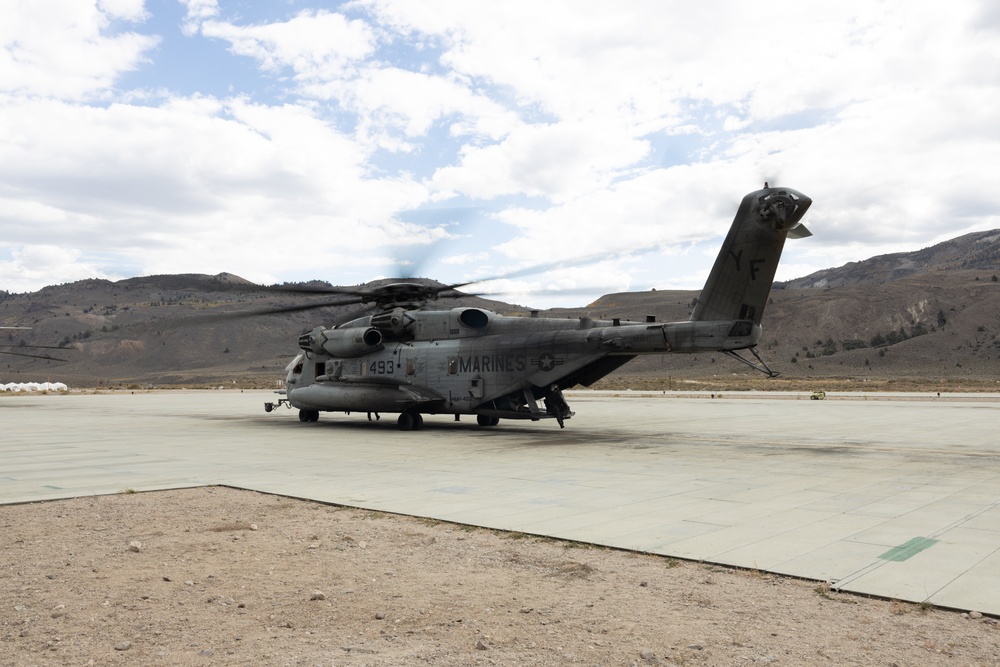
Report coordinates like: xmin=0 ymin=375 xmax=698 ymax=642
xmin=2 ymin=0 xmax=999 ymax=308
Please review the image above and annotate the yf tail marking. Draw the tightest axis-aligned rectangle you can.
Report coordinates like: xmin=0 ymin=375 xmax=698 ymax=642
xmin=690 ymin=185 xmax=811 ymax=324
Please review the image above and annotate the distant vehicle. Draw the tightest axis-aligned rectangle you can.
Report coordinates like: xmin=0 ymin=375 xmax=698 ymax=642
xmin=811 ymin=391 xmax=826 ymax=400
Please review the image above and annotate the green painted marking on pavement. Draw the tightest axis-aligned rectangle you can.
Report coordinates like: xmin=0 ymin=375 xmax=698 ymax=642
xmin=878 ymin=536 xmax=939 ymax=562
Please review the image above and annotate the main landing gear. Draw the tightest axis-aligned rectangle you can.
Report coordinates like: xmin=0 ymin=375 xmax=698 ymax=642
xmin=285 ymin=409 xmax=503 ymax=430
xmin=544 ymin=386 xmax=571 ymax=428
xmin=397 ymin=411 xmax=424 ymax=431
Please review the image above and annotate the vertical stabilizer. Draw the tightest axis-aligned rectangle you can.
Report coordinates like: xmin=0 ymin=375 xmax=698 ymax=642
xmin=690 ymin=185 xmax=811 ymax=324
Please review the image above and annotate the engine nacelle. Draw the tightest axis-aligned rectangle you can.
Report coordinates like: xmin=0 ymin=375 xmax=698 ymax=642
xmin=370 ymin=307 xmax=412 ymax=339
xmin=298 ymin=326 xmax=383 ymax=358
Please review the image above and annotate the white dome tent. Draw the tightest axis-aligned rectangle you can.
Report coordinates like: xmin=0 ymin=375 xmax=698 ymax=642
xmin=1 ymin=381 xmax=68 ymax=392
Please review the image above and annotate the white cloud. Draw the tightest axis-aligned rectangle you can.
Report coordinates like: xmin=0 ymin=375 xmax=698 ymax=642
xmin=199 ymin=9 xmax=376 ymax=77
xmin=191 ymin=10 xmax=518 ymax=151
xmin=440 ymin=252 xmax=489 ymax=266
xmin=2 ymin=0 xmax=1000 ymax=304
xmin=429 ymin=121 xmax=651 ymax=202
xmin=360 ymin=0 xmax=888 ymax=126
xmin=483 ymin=160 xmax=755 ymax=275
xmin=0 ymin=245 xmax=117 ymax=292
xmin=0 ymin=0 xmax=158 ymax=100
xmin=97 ymin=0 xmax=148 ymax=22
xmin=0 ymin=87 xmax=439 ymax=283
xmin=332 ymin=66 xmax=517 ymax=143
xmin=178 ymin=0 xmax=220 ymax=36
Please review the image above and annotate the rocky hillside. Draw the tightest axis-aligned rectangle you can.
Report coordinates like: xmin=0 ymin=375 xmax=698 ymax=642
xmin=0 ymin=274 xmax=521 ymax=387
xmin=3 ymin=231 xmax=1000 ymax=388
xmin=779 ymin=229 xmax=1000 ymax=289
xmin=592 ymin=269 xmax=1000 ymax=385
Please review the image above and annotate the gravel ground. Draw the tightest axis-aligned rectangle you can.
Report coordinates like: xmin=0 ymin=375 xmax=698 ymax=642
xmin=2 ymin=486 xmax=999 ymax=666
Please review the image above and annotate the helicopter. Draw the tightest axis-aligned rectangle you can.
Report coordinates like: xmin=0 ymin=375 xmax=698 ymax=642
xmin=259 ymin=184 xmax=812 ymax=430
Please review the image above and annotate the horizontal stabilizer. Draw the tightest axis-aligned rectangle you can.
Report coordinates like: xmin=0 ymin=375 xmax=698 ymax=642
xmin=788 ymin=223 xmax=812 ymax=239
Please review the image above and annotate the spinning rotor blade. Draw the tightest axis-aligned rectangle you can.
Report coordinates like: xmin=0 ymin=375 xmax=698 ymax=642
xmin=0 ymin=349 xmax=69 ymax=362
xmin=1 ymin=340 xmax=73 ymax=361
xmin=254 ymin=284 xmax=372 ymax=297
xmin=327 ymin=304 xmax=378 ymax=328
xmin=197 ymin=234 xmax=658 ymax=309
xmin=223 ymin=295 xmax=370 ymax=318
xmin=436 ymin=244 xmax=665 ymax=301
xmin=466 ymin=286 xmax=620 ymax=300
xmin=169 ymin=295 xmax=371 ymax=327
xmin=0 ymin=343 xmax=67 ymax=350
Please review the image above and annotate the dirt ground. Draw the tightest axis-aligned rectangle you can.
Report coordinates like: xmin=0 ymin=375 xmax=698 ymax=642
xmin=2 ymin=487 xmax=999 ymax=667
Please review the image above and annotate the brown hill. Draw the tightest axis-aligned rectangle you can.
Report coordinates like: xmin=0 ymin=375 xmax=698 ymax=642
xmin=3 ymin=231 xmax=1000 ymax=389
xmin=587 ymin=270 xmax=1000 ymax=386
xmin=0 ymin=275 xmax=521 ymax=388
xmin=779 ymin=229 xmax=1000 ymax=288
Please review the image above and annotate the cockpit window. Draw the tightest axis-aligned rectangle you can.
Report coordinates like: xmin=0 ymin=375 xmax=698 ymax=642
xmin=285 ymin=353 xmax=304 ymax=374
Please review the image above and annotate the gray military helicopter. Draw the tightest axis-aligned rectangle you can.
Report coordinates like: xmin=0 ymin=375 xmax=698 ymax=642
xmin=261 ymin=184 xmax=812 ymax=429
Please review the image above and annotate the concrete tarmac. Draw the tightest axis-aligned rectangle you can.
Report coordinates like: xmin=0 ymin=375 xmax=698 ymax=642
xmin=2 ymin=389 xmax=999 ymax=614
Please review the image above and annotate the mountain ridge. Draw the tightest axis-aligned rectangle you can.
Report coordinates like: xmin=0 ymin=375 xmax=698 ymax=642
xmin=3 ymin=230 xmax=1000 ymax=387
xmin=778 ymin=229 xmax=1000 ymax=289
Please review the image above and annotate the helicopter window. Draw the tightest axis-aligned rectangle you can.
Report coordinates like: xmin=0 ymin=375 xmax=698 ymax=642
xmin=406 ymin=359 xmax=416 ymax=375
xmin=447 ymin=357 xmax=458 ymax=375
xmin=286 ymin=353 xmax=304 ymax=373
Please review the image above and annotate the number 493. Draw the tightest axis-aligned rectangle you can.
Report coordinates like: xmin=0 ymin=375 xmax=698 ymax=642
xmin=369 ymin=360 xmax=394 ymax=374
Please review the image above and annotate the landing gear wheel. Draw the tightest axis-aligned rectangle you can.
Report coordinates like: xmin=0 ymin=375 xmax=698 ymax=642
xmin=299 ymin=409 xmax=319 ymax=422
xmin=476 ymin=415 xmax=500 ymax=427
xmin=397 ymin=412 xmax=422 ymax=431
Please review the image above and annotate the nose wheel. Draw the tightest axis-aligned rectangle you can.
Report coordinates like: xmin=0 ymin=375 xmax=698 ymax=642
xmin=298 ymin=409 xmax=319 ymax=422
